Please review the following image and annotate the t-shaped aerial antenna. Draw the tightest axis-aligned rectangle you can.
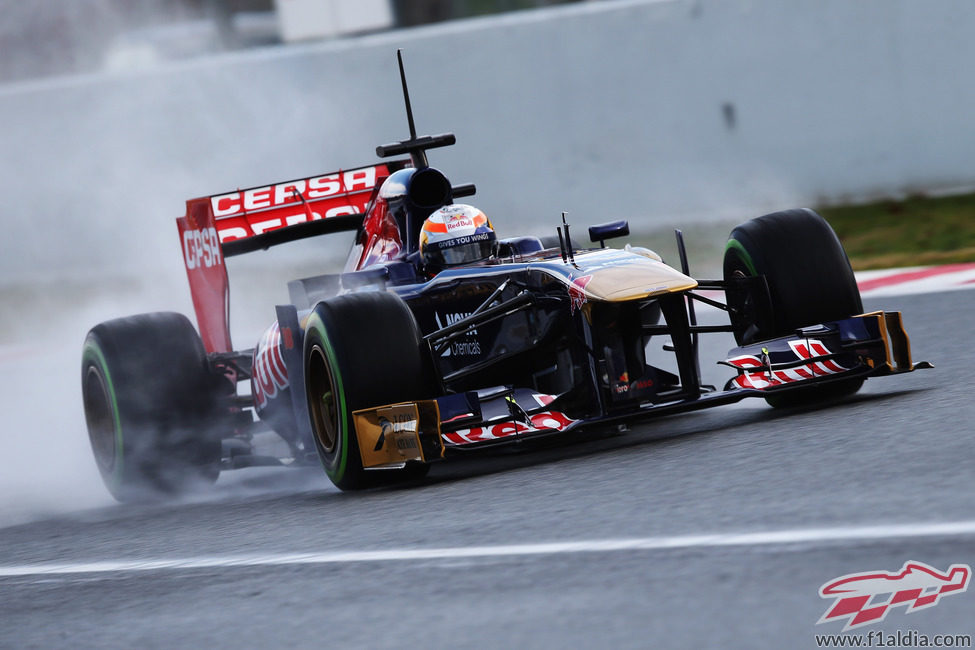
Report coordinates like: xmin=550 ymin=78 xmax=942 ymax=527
xmin=375 ymin=49 xmax=457 ymax=169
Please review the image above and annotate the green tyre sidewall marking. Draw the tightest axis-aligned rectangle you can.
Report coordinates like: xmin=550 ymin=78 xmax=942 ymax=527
xmin=724 ymin=238 xmax=758 ymax=277
xmin=306 ymin=312 xmax=350 ymax=483
xmin=82 ymin=338 xmax=124 ymax=491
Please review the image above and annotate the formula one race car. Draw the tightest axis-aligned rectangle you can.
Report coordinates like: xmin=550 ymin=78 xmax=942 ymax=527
xmin=81 ymin=52 xmax=930 ymax=501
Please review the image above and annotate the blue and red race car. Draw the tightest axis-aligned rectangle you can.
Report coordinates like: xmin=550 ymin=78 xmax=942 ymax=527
xmin=81 ymin=52 xmax=929 ymax=501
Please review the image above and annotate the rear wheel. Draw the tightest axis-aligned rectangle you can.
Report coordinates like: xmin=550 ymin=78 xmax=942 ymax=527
xmin=722 ymin=208 xmax=864 ymax=407
xmin=81 ymin=312 xmax=222 ymax=501
xmin=304 ymin=292 xmax=432 ymax=490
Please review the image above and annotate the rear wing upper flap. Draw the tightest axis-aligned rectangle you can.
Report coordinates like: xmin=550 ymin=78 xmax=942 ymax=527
xmin=182 ymin=159 xmax=410 ymax=255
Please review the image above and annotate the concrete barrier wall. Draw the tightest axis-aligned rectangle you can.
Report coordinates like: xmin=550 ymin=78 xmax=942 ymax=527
xmin=3 ymin=0 xmax=975 ymax=283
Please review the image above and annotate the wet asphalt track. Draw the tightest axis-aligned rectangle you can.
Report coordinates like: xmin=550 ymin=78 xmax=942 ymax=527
xmin=1 ymin=290 xmax=973 ymax=649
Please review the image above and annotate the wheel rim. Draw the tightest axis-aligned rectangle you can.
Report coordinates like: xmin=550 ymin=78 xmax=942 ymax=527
xmin=307 ymin=344 xmax=339 ymax=454
xmin=83 ymin=365 xmax=117 ymax=473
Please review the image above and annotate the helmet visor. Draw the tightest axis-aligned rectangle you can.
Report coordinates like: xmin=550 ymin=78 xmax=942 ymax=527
xmin=429 ymin=231 xmax=497 ymax=267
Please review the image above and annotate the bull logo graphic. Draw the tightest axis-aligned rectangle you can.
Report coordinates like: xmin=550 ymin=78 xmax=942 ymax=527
xmin=568 ymin=275 xmax=593 ymax=314
xmin=818 ymin=561 xmax=970 ymax=630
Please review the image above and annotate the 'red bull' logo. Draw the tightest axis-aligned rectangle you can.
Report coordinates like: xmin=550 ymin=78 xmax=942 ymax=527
xmin=568 ymin=275 xmax=593 ymax=314
xmin=252 ymin=322 xmax=290 ymax=410
xmin=818 ymin=561 xmax=971 ymax=630
xmin=444 ymin=212 xmax=475 ymax=233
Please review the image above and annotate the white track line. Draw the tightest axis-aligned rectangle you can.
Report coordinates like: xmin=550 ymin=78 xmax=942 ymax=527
xmin=3 ymin=520 xmax=975 ymax=578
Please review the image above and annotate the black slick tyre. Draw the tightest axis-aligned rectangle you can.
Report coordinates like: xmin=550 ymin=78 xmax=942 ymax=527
xmin=81 ymin=312 xmax=222 ymax=501
xmin=722 ymin=208 xmax=864 ymax=407
xmin=303 ymin=292 xmax=432 ymax=491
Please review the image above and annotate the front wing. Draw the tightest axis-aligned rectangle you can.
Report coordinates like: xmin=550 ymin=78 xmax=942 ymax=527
xmin=352 ymin=311 xmax=930 ymax=469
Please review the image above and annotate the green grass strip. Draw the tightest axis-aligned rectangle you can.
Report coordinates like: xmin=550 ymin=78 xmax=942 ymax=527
xmin=818 ymin=191 xmax=975 ymax=270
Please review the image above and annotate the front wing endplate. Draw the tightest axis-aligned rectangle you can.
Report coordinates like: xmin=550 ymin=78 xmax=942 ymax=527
xmin=352 ymin=401 xmax=444 ymax=469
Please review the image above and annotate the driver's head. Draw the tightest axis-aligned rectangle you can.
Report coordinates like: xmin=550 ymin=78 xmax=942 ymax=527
xmin=419 ymin=204 xmax=497 ymax=271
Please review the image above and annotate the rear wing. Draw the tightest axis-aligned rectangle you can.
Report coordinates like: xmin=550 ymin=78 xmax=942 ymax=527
xmin=177 ymin=160 xmax=409 ymax=353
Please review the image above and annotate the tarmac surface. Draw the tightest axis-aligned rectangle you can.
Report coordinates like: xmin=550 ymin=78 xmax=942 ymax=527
xmin=0 ymin=288 xmax=972 ymax=648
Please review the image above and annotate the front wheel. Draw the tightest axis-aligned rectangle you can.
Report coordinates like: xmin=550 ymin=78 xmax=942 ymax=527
xmin=304 ymin=292 xmax=432 ymax=490
xmin=722 ymin=208 xmax=864 ymax=407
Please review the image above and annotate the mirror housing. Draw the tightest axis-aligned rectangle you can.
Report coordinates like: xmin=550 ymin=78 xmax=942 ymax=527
xmin=588 ymin=220 xmax=630 ymax=248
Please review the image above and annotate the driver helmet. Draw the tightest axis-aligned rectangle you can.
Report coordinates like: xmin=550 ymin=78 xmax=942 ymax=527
xmin=419 ymin=204 xmax=498 ymax=270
